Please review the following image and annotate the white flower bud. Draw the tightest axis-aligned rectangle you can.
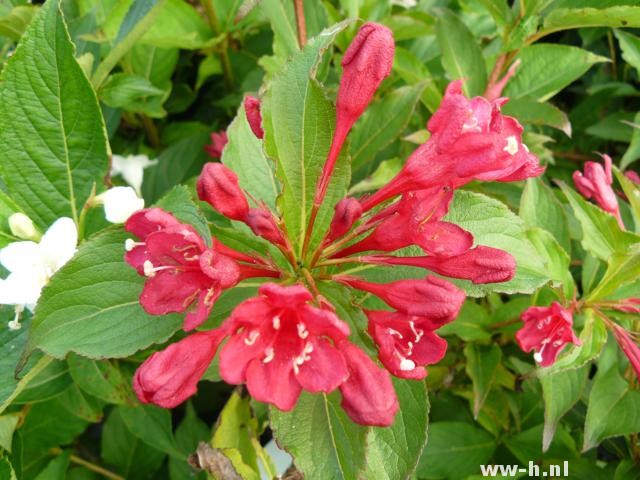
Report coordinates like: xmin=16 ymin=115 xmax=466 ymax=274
xmin=96 ymin=187 xmax=145 ymax=224
xmin=8 ymin=213 xmax=39 ymax=240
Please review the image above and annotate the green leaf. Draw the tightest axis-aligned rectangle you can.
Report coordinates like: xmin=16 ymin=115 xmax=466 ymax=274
xmin=30 ymin=228 xmax=182 ymax=359
xmin=520 ymin=178 xmax=571 ymax=254
xmin=526 ymin=228 xmax=574 ymax=298
xmin=586 ymin=111 xmax=634 ymax=143
xmin=614 ymin=167 xmax=640 ymax=229
xmin=438 ymin=301 xmax=492 ymax=341
xmin=587 ymin=248 xmax=640 ymax=301
xmin=478 ymin=0 xmax=512 ymax=27
xmin=543 ymin=6 xmax=640 ymax=32
xmin=0 ymin=0 xmax=109 ymax=229
xmin=464 ymin=344 xmax=502 ymax=418
xmin=170 ymin=403 xmax=208 ymax=480
xmin=260 ymin=0 xmax=300 ymax=58
xmin=540 ymin=366 xmax=588 ymax=452
xmin=584 ymin=364 xmax=640 ymax=451
xmin=58 ymin=384 xmax=105 ymax=423
xmin=99 ymin=73 xmax=165 ymax=110
xmin=350 ymin=83 xmax=426 ymax=180
xmin=156 ymin=185 xmax=211 ymax=245
xmin=263 ymin=22 xmax=351 ymax=256
xmin=541 ymin=309 xmax=607 ymax=375
xmin=0 ymin=458 xmax=16 ymax=480
xmin=102 ymin=407 xmax=166 ymax=479
xmin=212 ymin=392 xmax=261 ymax=480
xmin=614 ymin=29 xmax=640 ymax=75
xmin=416 ymin=422 xmax=496 ymax=479
xmin=502 ymin=98 xmax=571 ymax=136
xmin=0 ymin=413 xmax=20 ymax=452
xmin=67 ymin=354 xmax=132 ymax=404
xmin=34 ymin=451 xmax=70 ymax=480
xmin=269 ymin=392 xmax=368 ymax=480
xmin=444 ymin=190 xmax=549 ymax=296
xmin=392 ymin=47 xmax=442 ymax=112
xmin=621 ymin=112 xmax=640 ymax=169
xmin=0 ymin=5 xmax=36 ymax=40
xmin=435 ymin=9 xmax=487 ymax=96
xmin=361 ymin=378 xmax=429 ymax=480
xmin=13 ymin=359 xmax=71 ymax=404
xmin=504 ymin=44 xmax=608 ymax=102
xmin=222 ymin=104 xmax=279 ymax=211
xmin=119 ymin=404 xmax=183 ymax=458
xmin=559 ymin=181 xmax=640 ymax=261
xmin=0 ymin=190 xmax=21 ymax=247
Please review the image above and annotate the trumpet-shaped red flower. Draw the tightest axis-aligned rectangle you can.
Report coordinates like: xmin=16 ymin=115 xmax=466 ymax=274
xmin=218 ymin=283 xmax=351 ymax=410
xmin=244 ymin=95 xmax=264 ymax=139
xmin=364 ymin=246 xmax=516 ymax=284
xmin=197 ymin=163 xmax=250 ymax=221
xmin=336 ymin=275 xmax=465 ymax=321
xmin=367 ymin=310 xmax=450 ymax=380
xmin=573 ymin=154 xmax=623 ymax=228
xmin=134 ymin=329 xmax=226 ymax=408
xmin=125 ymin=208 xmax=277 ymax=331
xmin=515 ymin=302 xmax=580 ymax=367
xmin=612 ymin=324 xmax=640 ymax=380
xmin=205 ymin=131 xmax=228 ymax=159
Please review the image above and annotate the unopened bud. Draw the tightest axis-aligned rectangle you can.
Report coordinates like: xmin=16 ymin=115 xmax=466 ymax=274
xmin=197 ymin=163 xmax=250 ymax=221
xmin=245 ymin=208 xmax=285 ymax=247
xmin=244 ymin=95 xmax=264 ymax=139
xmin=8 ymin=213 xmax=38 ymax=240
xmin=326 ymin=197 xmax=362 ymax=243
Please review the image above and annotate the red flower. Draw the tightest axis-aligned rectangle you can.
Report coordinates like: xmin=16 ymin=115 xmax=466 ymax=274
xmin=325 ymin=197 xmax=363 ymax=244
xmin=612 ymin=324 xmax=640 ymax=381
xmin=337 ymin=187 xmax=472 ymax=258
xmin=336 ymin=275 xmax=465 ymax=321
xmin=205 ymin=131 xmax=228 ymax=159
xmin=364 ymin=246 xmax=516 ymax=284
xmin=218 ymin=283 xmax=351 ymax=411
xmin=573 ymin=154 xmax=623 ymax=228
xmin=244 ymin=95 xmax=264 ymax=139
xmin=125 ymin=208 xmax=277 ymax=331
xmin=134 ymin=329 xmax=226 ymax=408
xmin=245 ymin=208 xmax=287 ymax=247
xmin=197 ymin=163 xmax=250 ymax=221
xmin=625 ymin=170 xmax=640 ymax=184
xmin=515 ymin=302 xmax=580 ymax=367
xmin=337 ymin=340 xmax=399 ymax=426
xmin=367 ymin=310 xmax=450 ymax=380
xmin=316 ymin=22 xmax=395 ymax=206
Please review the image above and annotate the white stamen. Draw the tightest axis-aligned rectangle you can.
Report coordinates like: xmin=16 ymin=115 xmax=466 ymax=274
xmin=263 ymin=347 xmax=275 ymax=364
xmin=399 ymin=358 xmax=416 ymax=371
xmin=503 ymin=136 xmax=519 ymax=155
xmin=8 ymin=305 xmax=23 ymax=330
xmin=143 ymin=260 xmax=156 ymax=277
xmin=297 ymin=322 xmax=309 ymax=339
xmin=409 ymin=321 xmax=424 ymax=342
xmin=552 ymin=339 xmax=564 ymax=347
xmin=272 ymin=315 xmax=281 ymax=330
xmin=125 ymin=238 xmax=139 ymax=251
xmin=244 ymin=330 xmax=260 ymax=346
xmin=533 ymin=352 xmax=544 ymax=363
xmin=462 ymin=117 xmax=480 ymax=132
xmin=388 ymin=328 xmax=403 ymax=339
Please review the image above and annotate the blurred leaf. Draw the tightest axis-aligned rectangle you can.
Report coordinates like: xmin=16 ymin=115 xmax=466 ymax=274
xmin=119 ymin=404 xmax=183 ymax=458
xmin=464 ymin=344 xmax=502 ymax=418
xmin=392 ymin=47 xmax=442 ymax=112
xmin=30 ymin=228 xmax=182 ymax=359
xmin=0 ymin=0 xmax=109 ymax=229
xmin=543 ymin=6 xmax=640 ymax=32
xmin=58 ymin=384 xmax=105 ymax=423
xmin=67 ymin=354 xmax=132 ymax=404
xmin=445 ymin=190 xmax=549 ymax=296
xmin=263 ymin=22 xmax=351 ymax=256
xmin=34 ymin=451 xmax=70 ymax=480
xmin=0 ymin=5 xmax=36 ymax=40
xmin=614 ymin=167 xmax=640 ymax=229
xmin=520 ymin=178 xmax=571 ymax=254
xmin=435 ymin=8 xmax=487 ymax=96
xmin=348 ymin=158 xmax=402 ymax=195
xmin=99 ymin=73 xmax=165 ymax=111
xmin=587 ymin=248 xmax=640 ymax=301
xmin=0 ymin=457 xmax=16 ymax=480
xmin=526 ymin=228 xmax=574 ymax=298
xmin=439 ymin=301 xmax=492 ymax=341
xmin=222 ymin=103 xmax=278 ymax=211
xmin=102 ymin=407 xmax=166 ymax=479
xmin=170 ymin=403 xmax=208 ymax=480
xmin=502 ymin=98 xmax=571 ymax=136
xmin=614 ymin=29 xmax=640 ymax=74
xmin=584 ymin=364 xmax=640 ymax=451
xmin=586 ymin=111 xmax=634 ymax=142
xmin=540 ymin=366 xmax=588 ymax=452
xmin=478 ymin=0 xmax=512 ymax=27
xmin=621 ymin=112 xmax=640 ymax=169
xmin=505 ymin=44 xmax=608 ymax=102
xmin=361 ymin=378 xmax=429 ymax=479
xmin=559 ymin=182 xmax=640 ymax=261
xmin=0 ymin=190 xmax=21 ymax=248
xmin=351 ymin=84 xmax=426 ymax=181
xmin=416 ymin=422 xmax=495 ymax=479
xmin=0 ymin=413 xmax=19 ymax=452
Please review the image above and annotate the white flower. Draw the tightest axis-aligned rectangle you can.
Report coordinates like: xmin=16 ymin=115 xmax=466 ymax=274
xmin=95 ymin=186 xmax=145 ymax=224
xmin=0 ymin=217 xmax=77 ymax=326
xmin=111 ymin=154 xmax=156 ymax=194
xmin=8 ymin=212 xmax=38 ymax=240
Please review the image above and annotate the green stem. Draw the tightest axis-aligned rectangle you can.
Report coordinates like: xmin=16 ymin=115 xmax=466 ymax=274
xmin=199 ymin=0 xmax=234 ymax=90
xmin=50 ymin=448 xmax=125 ymax=480
xmin=91 ymin=0 xmax=168 ymax=89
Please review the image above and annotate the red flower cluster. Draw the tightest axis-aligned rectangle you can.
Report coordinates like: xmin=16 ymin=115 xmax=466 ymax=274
xmin=573 ymin=154 xmax=624 ymax=228
xmin=127 ymin=22 xmax=544 ymax=426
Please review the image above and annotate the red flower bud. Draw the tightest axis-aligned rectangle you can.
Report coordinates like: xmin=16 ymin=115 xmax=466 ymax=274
xmin=133 ymin=329 xmax=226 ymax=408
xmin=573 ymin=154 xmax=623 ymax=228
xmin=610 ymin=298 xmax=640 ymax=314
xmin=363 ymin=246 xmax=516 ymax=284
xmin=625 ymin=170 xmax=640 ymax=184
xmin=325 ymin=197 xmax=362 ymax=244
xmin=337 ymin=340 xmax=399 ymax=426
xmin=612 ymin=324 xmax=640 ymax=381
xmin=197 ymin=163 xmax=250 ymax=221
xmin=245 ymin=207 xmax=286 ymax=247
xmin=336 ymin=275 xmax=464 ymax=321
xmin=244 ymin=95 xmax=264 ymax=139
xmin=204 ymin=131 xmax=228 ymax=159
